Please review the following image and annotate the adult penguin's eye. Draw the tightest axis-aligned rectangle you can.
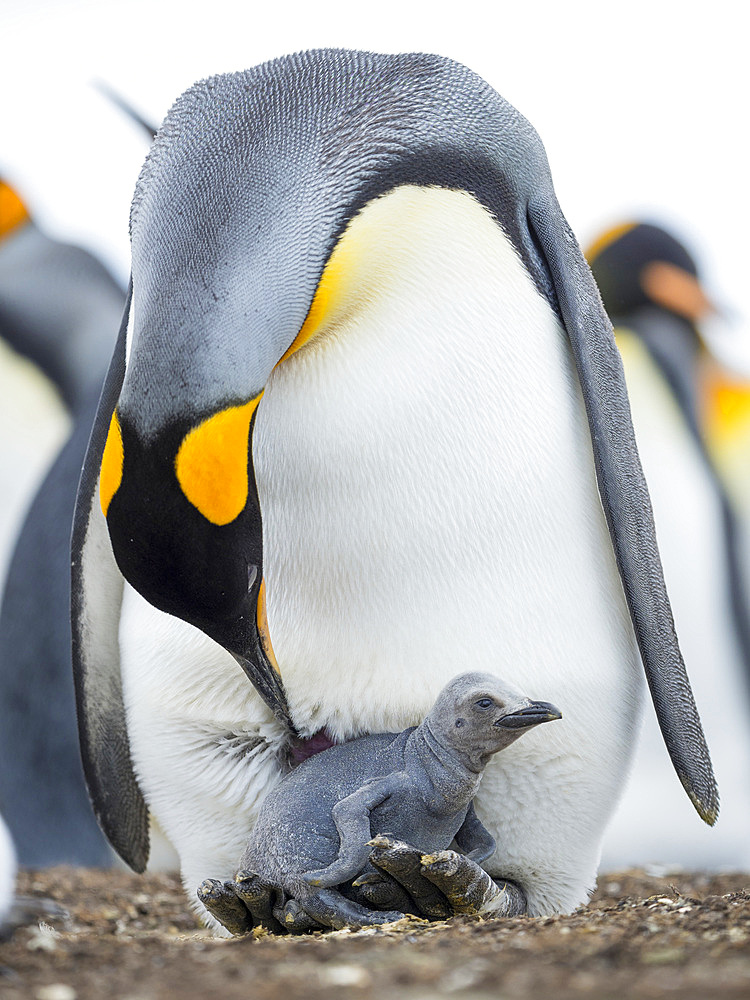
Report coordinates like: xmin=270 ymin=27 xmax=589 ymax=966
xmin=475 ymin=698 xmax=494 ymax=709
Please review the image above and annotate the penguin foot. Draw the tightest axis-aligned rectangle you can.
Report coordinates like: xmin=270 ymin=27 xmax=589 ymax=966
xmin=197 ymin=878 xmax=253 ymax=936
xmin=420 ymin=849 xmax=527 ymax=916
xmin=348 ymin=870 xmax=417 ymax=914
xmin=369 ymin=837 xmax=527 ymax=919
xmin=198 ymin=874 xmax=329 ymax=936
xmin=368 ymin=836 xmax=452 ymax=918
xmin=198 ymin=871 xmax=298 ymax=936
xmin=295 ymin=886 xmax=405 ymax=930
xmin=197 ymin=839 xmax=526 ymax=936
xmin=234 ymin=870 xmax=285 ymax=934
xmin=277 ymin=898 xmax=320 ymax=933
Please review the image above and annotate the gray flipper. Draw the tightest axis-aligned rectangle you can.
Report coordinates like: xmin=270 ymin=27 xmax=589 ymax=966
xmin=527 ymin=201 xmax=718 ymax=824
xmin=71 ymin=282 xmax=150 ymax=871
xmin=453 ymin=801 xmax=496 ymax=865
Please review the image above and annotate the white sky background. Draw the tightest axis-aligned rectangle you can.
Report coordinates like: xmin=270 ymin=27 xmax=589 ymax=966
xmin=0 ymin=0 xmax=746 ymax=313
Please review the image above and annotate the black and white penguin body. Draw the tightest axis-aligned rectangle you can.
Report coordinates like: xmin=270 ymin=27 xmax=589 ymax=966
xmin=73 ymin=51 xmax=716 ymax=920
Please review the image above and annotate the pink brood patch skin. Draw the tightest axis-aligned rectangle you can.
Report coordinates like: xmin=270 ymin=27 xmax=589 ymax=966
xmin=289 ymin=729 xmax=338 ymax=765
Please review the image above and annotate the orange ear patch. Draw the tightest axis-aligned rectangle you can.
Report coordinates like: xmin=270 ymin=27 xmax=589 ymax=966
xmin=0 ymin=180 xmax=30 ymax=240
xmin=100 ymin=411 xmax=124 ymax=516
xmin=175 ymin=396 xmax=263 ymax=525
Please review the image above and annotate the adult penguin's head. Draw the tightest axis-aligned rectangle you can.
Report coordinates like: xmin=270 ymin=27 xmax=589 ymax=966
xmin=94 ymin=49 xmax=566 ymax=722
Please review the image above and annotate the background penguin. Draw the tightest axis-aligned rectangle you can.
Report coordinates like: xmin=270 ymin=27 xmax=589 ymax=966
xmin=0 ymin=180 xmax=70 ymax=574
xmin=702 ymin=336 xmax=750 ymax=540
xmin=587 ymin=222 xmax=750 ymax=868
xmin=72 ymin=50 xmax=716 ymax=925
xmin=0 ymin=811 xmax=15 ymax=926
xmin=0 ymin=176 xmax=123 ymax=865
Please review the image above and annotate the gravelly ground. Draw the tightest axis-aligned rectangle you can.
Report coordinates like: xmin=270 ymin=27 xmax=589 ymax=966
xmin=1 ymin=867 xmax=749 ymax=1000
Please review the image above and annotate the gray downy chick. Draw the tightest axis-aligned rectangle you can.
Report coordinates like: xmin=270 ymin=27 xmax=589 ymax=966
xmin=235 ymin=671 xmax=561 ymax=928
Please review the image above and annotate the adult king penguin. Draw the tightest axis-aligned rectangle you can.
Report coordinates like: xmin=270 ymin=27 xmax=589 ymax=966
xmin=73 ymin=50 xmax=717 ymax=924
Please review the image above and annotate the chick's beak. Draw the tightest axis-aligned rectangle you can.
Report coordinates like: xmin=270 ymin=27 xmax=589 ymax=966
xmin=495 ymin=701 xmax=562 ymax=729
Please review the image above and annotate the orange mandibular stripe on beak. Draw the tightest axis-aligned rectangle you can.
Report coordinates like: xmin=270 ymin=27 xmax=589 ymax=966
xmin=256 ymin=578 xmax=280 ymax=676
xmin=175 ymin=395 xmax=263 ymax=525
xmin=100 ymin=411 xmax=124 ymax=516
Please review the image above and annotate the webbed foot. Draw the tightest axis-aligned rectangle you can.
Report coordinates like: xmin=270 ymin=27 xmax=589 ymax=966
xmin=368 ymin=836 xmax=527 ymax=919
xmin=296 ymin=887 xmax=404 ymax=930
xmin=197 ymin=872 xmax=400 ymax=936
xmin=197 ymin=878 xmax=253 ymax=936
xmin=234 ymin=869 xmax=285 ymax=933
xmin=421 ymin=849 xmax=527 ymax=916
xmin=278 ymin=898 xmax=321 ymax=933
xmin=368 ymin=836 xmax=451 ymax=918
xmin=197 ymin=870 xmax=290 ymax=936
xmin=349 ymin=870 xmax=416 ymax=913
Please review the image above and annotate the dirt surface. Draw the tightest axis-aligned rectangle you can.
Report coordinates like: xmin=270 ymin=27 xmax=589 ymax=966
xmin=1 ymin=867 xmax=750 ymax=1000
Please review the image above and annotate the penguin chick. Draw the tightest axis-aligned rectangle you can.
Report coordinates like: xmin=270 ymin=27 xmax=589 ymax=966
xmin=199 ymin=672 xmax=561 ymax=932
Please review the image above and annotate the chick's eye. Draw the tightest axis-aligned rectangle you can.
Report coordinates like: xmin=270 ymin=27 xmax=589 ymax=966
xmin=475 ymin=698 xmax=494 ymax=709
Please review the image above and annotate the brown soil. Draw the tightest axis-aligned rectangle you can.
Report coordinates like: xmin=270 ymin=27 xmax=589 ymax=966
xmin=1 ymin=867 xmax=749 ymax=1000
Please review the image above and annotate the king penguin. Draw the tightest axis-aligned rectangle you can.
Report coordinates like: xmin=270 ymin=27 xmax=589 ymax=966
xmin=0 ymin=176 xmax=123 ymax=865
xmin=0 ymin=811 xmax=15 ymax=926
xmin=587 ymin=223 xmax=750 ymax=868
xmin=0 ymin=179 xmax=70 ymax=573
xmin=72 ymin=50 xmax=717 ymax=922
